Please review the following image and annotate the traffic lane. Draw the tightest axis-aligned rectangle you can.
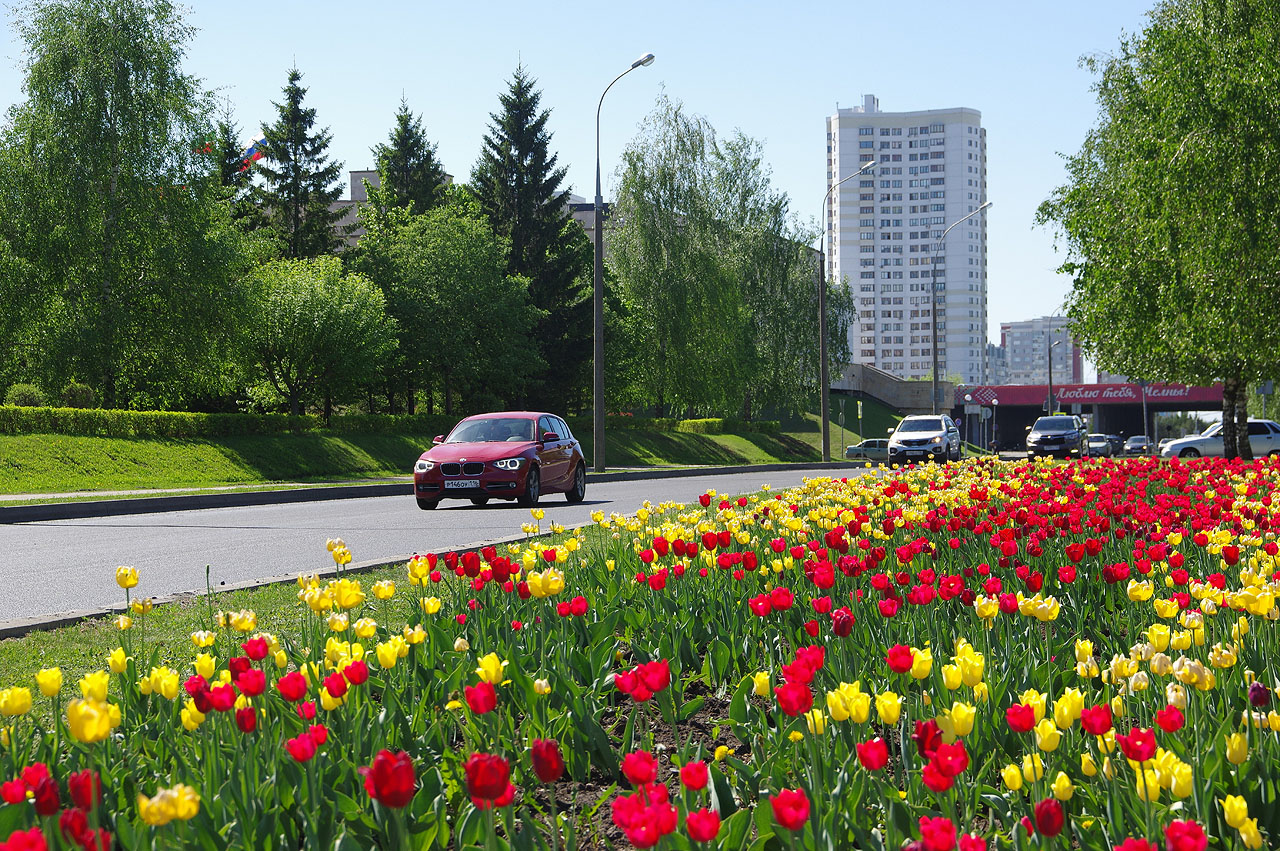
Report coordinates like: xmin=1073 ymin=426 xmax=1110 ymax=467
xmin=6 ymin=466 xmax=864 ymax=622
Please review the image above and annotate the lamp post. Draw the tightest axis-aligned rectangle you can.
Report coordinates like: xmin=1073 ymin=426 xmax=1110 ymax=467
xmin=990 ymin=396 xmax=999 ymax=454
xmin=930 ymin=201 xmax=992 ymax=415
xmin=818 ymin=159 xmax=880 ymax=462
xmin=1046 ymin=337 xmax=1062 ymax=413
xmin=593 ymin=52 xmax=654 ymax=473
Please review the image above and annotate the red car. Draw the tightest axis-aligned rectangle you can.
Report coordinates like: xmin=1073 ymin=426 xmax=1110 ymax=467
xmin=413 ymin=412 xmax=587 ymax=510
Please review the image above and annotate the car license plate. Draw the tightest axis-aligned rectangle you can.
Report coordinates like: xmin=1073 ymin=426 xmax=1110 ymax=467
xmin=444 ymin=480 xmax=479 ymax=489
xmin=906 ymin=450 xmax=925 ymax=457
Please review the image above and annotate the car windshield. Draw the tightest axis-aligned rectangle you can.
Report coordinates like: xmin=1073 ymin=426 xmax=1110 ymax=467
xmin=1126 ymin=436 xmax=1147 ymax=445
xmin=1202 ymin=422 xmax=1222 ymax=437
xmin=445 ymin=418 xmax=534 ymax=444
xmin=897 ymin=418 xmax=943 ymax=433
xmin=1033 ymin=417 xmax=1077 ymax=431
xmin=1088 ymin=435 xmax=1107 ymax=442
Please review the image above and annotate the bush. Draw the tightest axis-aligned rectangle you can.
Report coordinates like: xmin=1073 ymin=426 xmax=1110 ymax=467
xmin=4 ymin=383 xmax=46 ymax=407
xmin=61 ymin=381 xmax=98 ymax=409
xmin=674 ymin=417 xmax=781 ymax=435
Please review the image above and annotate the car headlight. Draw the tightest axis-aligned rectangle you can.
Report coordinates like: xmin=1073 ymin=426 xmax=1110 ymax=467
xmin=493 ymin=458 xmax=523 ymax=471
xmin=414 ymin=459 xmax=434 ymax=473
xmin=931 ymin=436 xmax=943 ymax=444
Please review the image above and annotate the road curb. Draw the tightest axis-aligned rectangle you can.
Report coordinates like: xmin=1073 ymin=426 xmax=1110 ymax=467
xmin=1 ymin=462 xmax=859 ymax=524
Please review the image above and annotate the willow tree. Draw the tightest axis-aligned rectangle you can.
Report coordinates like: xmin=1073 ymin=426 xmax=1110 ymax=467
xmin=1038 ymin=0 xmax=1280 ymax=458
xmin=609 ymin=95 xmax=850 ymax=418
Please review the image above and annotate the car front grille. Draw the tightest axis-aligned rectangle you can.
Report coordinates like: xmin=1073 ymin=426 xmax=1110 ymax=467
xmin=463 ymin=462 xmax=484 ymax=475
xmin=441 ymin=463 xmax=461 ymax=476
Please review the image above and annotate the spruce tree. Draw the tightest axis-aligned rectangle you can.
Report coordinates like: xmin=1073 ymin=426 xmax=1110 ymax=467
xmin=472 ymin=66 xmax=592 ymax=413
xmin=371 ymin=98 xmax=448 ymax=211
xmin=256 ymin=68 xmax=347 ymax=258
xmin=209 ymin=110 xmax=266 ymax=227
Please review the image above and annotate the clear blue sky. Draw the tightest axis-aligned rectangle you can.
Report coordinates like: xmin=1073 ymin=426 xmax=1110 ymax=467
xmin=0 ymin=0 xmax=1153 ymax=348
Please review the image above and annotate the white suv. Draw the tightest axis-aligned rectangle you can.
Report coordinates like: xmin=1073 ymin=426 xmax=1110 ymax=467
xmin=1160 ymin=419 xmax=1280 ymax=458
xmin=888 ymin=415 xmax=962 ymax=464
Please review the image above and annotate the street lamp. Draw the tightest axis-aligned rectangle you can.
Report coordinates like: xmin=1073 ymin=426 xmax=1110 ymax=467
xmin=593 ymin=52 xmax=655 ymax=473
xmin=818 ymin=158 xmax=880 ymax=461
xmin=989 ymin=396 xmax=1000 ymax=454
xmin=1046 ymin=337 xmax=1063 ymax=413
xmin=930 ymin=201 xmax=993 ymax=415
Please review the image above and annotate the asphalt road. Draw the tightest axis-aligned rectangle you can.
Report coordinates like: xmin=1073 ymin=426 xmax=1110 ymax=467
xmin=5 ymin=466 xmax=858 ymax=623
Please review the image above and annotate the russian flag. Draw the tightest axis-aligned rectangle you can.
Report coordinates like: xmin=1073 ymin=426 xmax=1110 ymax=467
xmin=239 ymin=131 xmax=267 ymax=171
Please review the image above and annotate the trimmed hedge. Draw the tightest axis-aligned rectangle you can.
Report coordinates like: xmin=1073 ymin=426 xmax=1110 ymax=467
xmin=0 ymin=406 xmax=781 ymax=439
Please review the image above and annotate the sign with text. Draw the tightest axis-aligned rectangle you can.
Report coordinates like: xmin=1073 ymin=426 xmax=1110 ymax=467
xmin=955 ymin=382 xmax=1223 ymax=408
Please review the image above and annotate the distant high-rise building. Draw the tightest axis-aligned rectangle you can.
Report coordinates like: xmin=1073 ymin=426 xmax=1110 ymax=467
xmin=986 ymin=341 xmax=1009 ymax=386
xmin=826 ymin=94 xmax=988 ymax=384
xmin=999 ymin=316 xmax=1082 ymax=385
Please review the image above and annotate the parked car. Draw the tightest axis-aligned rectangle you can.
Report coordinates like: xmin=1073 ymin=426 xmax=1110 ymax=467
xmin=1124 ymin=435 xmax=1152 ymax=456
xmin=845 ymin=439 xmax=889 ymax=462
xmin=1087 ymin=433 xmax=1113 ymax=457
xmin=1025 ymin=415 xmax=1088 ymax=460
xmin=887 ymin=415 xmax=961 ymax=465
xmin=413 ymin=412 xmax=586 ymax=510
xmin=1106 ymin=434 xmax=1124 ymax=456
xmin=1160 ymin=419 xmax=1280 ymax=458
xmin=1157 ymin=437 xmax=1177 ymax=455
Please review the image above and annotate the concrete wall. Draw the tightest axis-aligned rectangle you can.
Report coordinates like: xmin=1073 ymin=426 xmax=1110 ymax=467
xmin=833 ymin=362 xmax=955 ymax=415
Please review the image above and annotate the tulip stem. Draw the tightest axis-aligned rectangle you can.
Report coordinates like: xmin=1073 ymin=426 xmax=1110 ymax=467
xmin=548 ymin=790 xmax=560 ymax=851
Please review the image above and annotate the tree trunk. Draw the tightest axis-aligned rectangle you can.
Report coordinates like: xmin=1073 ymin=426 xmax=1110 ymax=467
xmin=323 ymin=390 xmax=332 ymax=425
xmin=406 ymin=381 xmax=416 ymax=416
xmin=1236 ymin=377 xmax=1254 ymax=461
xmin=1222 ymin=377 xmax=1239 ymax=459
xmin=289 ymin=388 xmax=302 ymax=417
xmin=445 ymin=379 xmax=452 ymax=416
xmin=741 ymin=391 xmax=753 ymax=422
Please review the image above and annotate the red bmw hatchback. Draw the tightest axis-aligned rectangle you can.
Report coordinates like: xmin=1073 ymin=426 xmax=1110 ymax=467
xmin=413 ymin=412 xmax=587 ymax=510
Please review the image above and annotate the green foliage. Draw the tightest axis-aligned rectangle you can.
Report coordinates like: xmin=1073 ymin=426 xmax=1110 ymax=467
xmin=4 ymin=383 xmax=47 ymax=407
xmin=471 ymin=65 xmax=593 ymax=412
xmin=674 ymin=417 xmax=780 ymax=435
xmin=1038 ymin=0 xmax=1280 ymax=458
xmin=241 ymin=257 xmax=397 ymax=415
xmin=0 ymin=0 xmax=261 ymax=408
xmin=371 ymin=97 xmax=448 ymax=213
xmin=0 ymin=405 xmax=314 ymax=437
xmin=59 ymin=381 xmax=97 ymax=408
xmin=255 ymin=68 xmax=349 ymax=258
xmin=610 ymin=95 xmax=849 ymax=420
xmin=350 ymin=190 xmax=544 ymax=416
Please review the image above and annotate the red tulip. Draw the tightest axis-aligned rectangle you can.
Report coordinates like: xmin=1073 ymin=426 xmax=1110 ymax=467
xmin=919 ymin=815 xmax=957 ymax=851
xmin=774 ymin=682 xmax=813 ymax=717
xmin=1033 ymin=798 xmax=1064 ymax=838
xmin=886 ymin=644 xmax=915 ymax=673
xmin=236 ymin=668 xmax=266 ymax=698
xmin=0 ymin=827 xmax=49 ymax=851
xmin=30 ymin=774 xmax=59 ymax=817
xmin=343 ymin=660 xmax=369 ymax=685
xmin=1155 ymin=705 xmax=1184 ymax=733
xmin=241 ymin=637 xmax=269 ymax=660
xmin=323 ymin=672 xmax=348 ymax=699
xmin=933 ymin=742 xmax=969 ymax=777
xmin=1005 ymin=704 xmax=1035 ymax=733
xmin=362 ymin=749 xmax=417 ymax=808
xmin=530 ymin=739 xmax=566 ymax=784
xmin=1164 ymin=820 xmax=1207 ymax=851
xmin=856 ymin=737 xmax=889 ymax=771
xmin=958 ymin=834 xmax=987 ymax=851
xmin=638 ymin=660 xmax=670 ymax=693
xmin=67 ymin=770 xmax=101 ymax=811
xmin=686 ymin=807 xmax=721 ymax=842
xmin=921 ymin=760 xmax=954 ymax=792
xmin=464 ymin=682 xmax=497 ymax=715
xmin=285 ymin=734 xmax=317 ymax=762
xmin=770 ymin=788 xmax=809 ymax=832
xmin=209 ymin=684 xmax=237 ymax=712
xmin=1080 ymin=704 xmax=1113 ymax=735
xmin=58 ymin=808 xmax=89 ymax=846
xmin=621 ymin=751 xmax=658 ymax=786
xmin=464 ymin=753 xmax=510 ymax=801
xmin=679 ymin=761 xmax=708 ymax=791
xmin=912 ymin=719 xmax=942 ymax=758
xmin=276 ymin=671 xmax=308 ymax=702
xmin=1116 ymin=727 xmax=1156 ymax=763
xmin=308 ymin=724 xmax=328 ymax=745
xmin=1114 ymin=840 xmax=1157 ymax=851
xmin=228 ymin=656 xmax=251 ymax=679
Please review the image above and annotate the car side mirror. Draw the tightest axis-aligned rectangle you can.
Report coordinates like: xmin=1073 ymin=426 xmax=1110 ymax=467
xmin=541 ymin=431 xmax=559 ymax=442
xmin=1025 ymin=425 xmax=1032 ymax=430
xmin=887 ymin=427 xmax=895 ymax=434
xmin=432 ymin=435 xmax=444 ymax=445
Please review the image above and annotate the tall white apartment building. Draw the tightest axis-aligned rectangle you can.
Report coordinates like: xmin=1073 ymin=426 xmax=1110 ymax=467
xmin=826 ymin=94 xmax=988 ymax=384
xmin=1000 ymin=316 xmax=1082 ymax=385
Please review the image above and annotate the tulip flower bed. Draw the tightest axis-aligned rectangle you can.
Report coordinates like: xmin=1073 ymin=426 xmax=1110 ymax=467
xmin=2 ymin=455 xmax=1280 ymax=851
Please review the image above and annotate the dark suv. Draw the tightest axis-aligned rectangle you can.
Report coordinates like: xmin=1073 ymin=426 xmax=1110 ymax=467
xmin=1025 ymin=415 xmax=1088 ymax=460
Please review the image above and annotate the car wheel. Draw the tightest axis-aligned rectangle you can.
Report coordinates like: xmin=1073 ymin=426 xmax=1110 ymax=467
xmin=565 ymin=464 xmax=586 ymax=503
xmin=470 ymin=497 xmax=490 ymax=506
xmin=1179 ymin=448 xmax=1201 ymax=458
xmin=416 ymin=497 xmax=437 ymax=511
xmin=518 ymin=466 xmax=541 ymax=507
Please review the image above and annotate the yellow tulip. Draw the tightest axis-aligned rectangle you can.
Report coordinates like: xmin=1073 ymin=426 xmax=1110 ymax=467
xmin=180 ymin=700 xmax=205 ymax=731
xmin=1225 ymin=732 xmax=1248 ymax=765
xmin=1020 ymin=689 xmax=1047 ymax=723
xmin=1169 ymin=762 xmax=1193 ymax=799
xmin=453 ymin=636 xmax=470 ymax=652
xmin=752 ymin=671 xmax=771 ymax=697
xmin=0 ymin=688 xmax=32 ymax=717
xmin=1052 ymin=771 xmax=1074 ymax=801
xmin=941 ymin=664 xmax=962 ymax=690
xmin=115 ymin=566 xmax=139 ymax=589
xmin=1035 ymin=719 xmax=1062 ymax=752
xmin=875 ymin=692 xmax=901 ymax=725
xmin=66 ymin=699 xmax=115 ymax=743
xmin=909 ymin=647 xmax=933 ymax=680
xmin=329 ymin=578 xmax=365 ymax=610
xmin=805 ymin=709 xmax=827 ymax=735
xmin=371 ymin=579 xmax=395 ymax=600
xmin=1239 ymin=818 xmax=1263 ymax=850
xmin=327 ymin=612 xmax=349 ymax=632
xmin=137 ymin=784 xmax=200 ymax=826
xmin=534 ymin=678 xmax=552 ymax=696
xmin=191 ymin=630 xmax=217 ymax=648
xmin=1146 ymin=624 xmax=1171 ymax=652
xmin=320 ymin=686 xmax=344 ymax=711
xmin=376 ymin=641 xmax=399 ymax=670
xmin=1002 ymin=764 xmax=1024 ymax=791
xmin=1074 ymin=639 xmax=1094 ymax=664
xmin=108 ymin=647 xmax=129 ymax=675
xmin=475 ymin=652 xmax=508 ymax=685
xmin=80 ymin=670 xmax=109 ymax=702
xmin=421 ymin=597 xmax=442 ymax=615
xmin=353 ymin=617 xmax=378 ymax=640
xmin=1135 ymin=768 xmax=1161 ymax=802
xmin=36 ymin=668 xmax=62 ymax=698
xmin=194 ymin=654 xmax=216 ymax=680
xmin=943 ymin=702 xmax=976 ymax=737
xmin=1054 ymin=688 xmax=1084 ymax=728
xmin=403 ymin=625 xmax=426 ymax=645
xmin=1022 ymin=753 xmax=1045 ymax=782
xmin=1080 ymin=752 xmax=1098 ymax=777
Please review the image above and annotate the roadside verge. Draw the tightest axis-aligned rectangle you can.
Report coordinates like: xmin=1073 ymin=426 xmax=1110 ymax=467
xmin=0 ymin=461 xmax=860 ymax=524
